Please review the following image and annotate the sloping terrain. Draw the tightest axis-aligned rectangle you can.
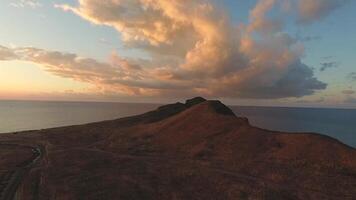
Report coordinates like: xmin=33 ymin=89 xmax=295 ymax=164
xmin=0 ymin=97 xmax=355 ymax=200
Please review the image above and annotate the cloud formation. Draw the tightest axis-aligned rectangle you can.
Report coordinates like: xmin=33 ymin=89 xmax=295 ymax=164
xmin=0 ymin=46 xmax=18 ymax=60
xmin=345 ymin=96 xmax=356 ymax=104
xmin=297 ymin=0 xmax=348 ymax=24
xmin=342 ymin=90 xmax=355 ymax=95
xmin=3 ymin=0 xmax=336 ymax=99
xmin=10 ymin=0 xmax=42 ymax=8
xmin=347 ymin=72 xmax=356 ymax=81
xmin=320 ymin=61 xmax=339 ymax=72
xmin=2 ymin=46 xmax=196 ymax=96
xmin=299 ymin=35 xmax=322 ymax=42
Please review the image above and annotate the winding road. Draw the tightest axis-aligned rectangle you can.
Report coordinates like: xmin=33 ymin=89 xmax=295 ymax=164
xmin=0 ymin=144 xmax=42 ymax=200
xmin=0 ymin=145 xmax=352 ymax=199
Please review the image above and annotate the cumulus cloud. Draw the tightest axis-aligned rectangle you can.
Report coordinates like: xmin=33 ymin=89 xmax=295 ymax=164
xmin=2 ymin=40 xmax=326 ymax=99
xmin=50 ymin=0 xmax=328 ymax=99
xmin=297 ymin=0 xmax=348 ymax=24
xmin=247 ymin=0 xmax=283 ymax=34
xmin=249 ymin=0 xmax=347 ymax=31
xmin=2 ymin=0 xmax=332 ymax=99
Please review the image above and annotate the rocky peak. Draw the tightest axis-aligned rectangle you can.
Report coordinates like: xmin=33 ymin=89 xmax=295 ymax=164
xmin=185 ymin=97 xmax=207 ymax=107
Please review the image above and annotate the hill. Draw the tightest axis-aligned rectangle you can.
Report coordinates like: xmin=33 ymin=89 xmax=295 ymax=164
xmin=0 ymin=97 xmax=355 ymax=199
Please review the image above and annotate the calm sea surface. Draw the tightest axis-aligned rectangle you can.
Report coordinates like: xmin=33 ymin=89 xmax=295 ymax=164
xmin=0 ymin=100 xmax=159 ymax=133
xmin=233 ymin=106 xmax=356 ymax=148
xmin=0 ymin=100 xmax=355 ymax=147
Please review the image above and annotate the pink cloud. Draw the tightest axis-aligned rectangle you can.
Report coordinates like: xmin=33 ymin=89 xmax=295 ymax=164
xmin=2 ymin=0 xmax=333 ymax=99
xmin=297 ymin=0 xmax=348 ymax=24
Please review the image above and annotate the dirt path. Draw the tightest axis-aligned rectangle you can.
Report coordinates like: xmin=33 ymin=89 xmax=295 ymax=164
xmin=0 ymin=144 xmax=42 ymax=200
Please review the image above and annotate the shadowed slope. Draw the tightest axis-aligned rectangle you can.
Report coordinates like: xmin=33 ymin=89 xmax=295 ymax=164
xmin=0 ymin=97 xmax=355 ymax=200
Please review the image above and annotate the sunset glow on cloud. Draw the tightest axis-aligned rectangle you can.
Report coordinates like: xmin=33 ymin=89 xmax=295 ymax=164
xmin=0 ymin=0 xmax=355 ymax=106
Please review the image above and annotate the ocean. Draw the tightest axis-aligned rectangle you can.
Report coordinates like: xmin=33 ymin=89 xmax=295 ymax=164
xmin=0 ymin=100 xmax=355 ymax=148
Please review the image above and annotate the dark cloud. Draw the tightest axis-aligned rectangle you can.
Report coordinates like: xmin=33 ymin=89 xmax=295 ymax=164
xmin=230 ymin=61 xmax=327 ymax=99
xmin=320 ymin=61 xmax=339 ymax=72
xmin=300 ymin=35 xmax=322 ymax=42
xmin=296 ymin=97 xmax=325 ymax=104
xmin=347 ymin=72 xmax=356 ymax=81
xmin=322 ymin=56 xmax=333 ymax=60
xmin=344 ymin=96 xmax=356 ymax=104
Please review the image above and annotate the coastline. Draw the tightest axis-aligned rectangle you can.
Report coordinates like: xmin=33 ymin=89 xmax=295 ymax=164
xmin=0 ymin=98 xmax=355 ymax=199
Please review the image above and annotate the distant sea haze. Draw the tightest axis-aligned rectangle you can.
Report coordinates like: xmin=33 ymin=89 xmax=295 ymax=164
xmin=0 ymin=100 xmax=355 ymax=148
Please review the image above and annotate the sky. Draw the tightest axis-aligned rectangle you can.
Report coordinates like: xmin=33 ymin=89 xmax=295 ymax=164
xmin=0 ymin=0 xmax=355 ymax=107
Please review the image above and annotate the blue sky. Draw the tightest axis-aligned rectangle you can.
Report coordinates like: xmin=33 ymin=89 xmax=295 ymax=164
xmin=0 ymin=0 xmax=355 ymax=107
